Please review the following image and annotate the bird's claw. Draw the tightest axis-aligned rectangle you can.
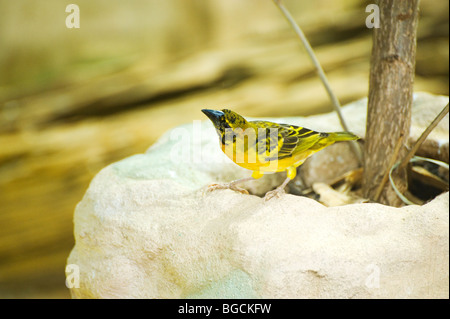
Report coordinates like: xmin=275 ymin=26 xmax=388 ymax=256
xmin=264 ymin=187 xmax=286 ymax=201
xmin=207 ymin=183 xmax=249 ymax=195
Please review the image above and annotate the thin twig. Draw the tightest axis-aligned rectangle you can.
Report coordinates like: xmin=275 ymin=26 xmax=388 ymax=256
xmin=398 ymin=102 xmax=449 ymax=171
xmin=373 ymin=133 xmax=404 ymax=202
xmin=272 ymin=0 xmax=363 ymax=164
xmin=374 ymin=102 xmax=449 ymax=202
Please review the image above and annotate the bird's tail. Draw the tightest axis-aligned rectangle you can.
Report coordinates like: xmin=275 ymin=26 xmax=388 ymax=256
xmin=328 ymin=131 xmax=360 ymax=142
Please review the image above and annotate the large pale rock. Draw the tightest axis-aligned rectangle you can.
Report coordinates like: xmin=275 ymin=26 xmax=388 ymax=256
xmin=67 ymin=93 xmax=449 ymax=298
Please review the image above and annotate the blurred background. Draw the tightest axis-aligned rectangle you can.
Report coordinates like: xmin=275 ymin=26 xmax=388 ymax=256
xmin=0 ymin=0 xmax=448 ymax=298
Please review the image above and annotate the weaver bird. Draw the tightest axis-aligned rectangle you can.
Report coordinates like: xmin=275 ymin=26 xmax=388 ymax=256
xmin=202 ymin=109 xmax=359 ymax=201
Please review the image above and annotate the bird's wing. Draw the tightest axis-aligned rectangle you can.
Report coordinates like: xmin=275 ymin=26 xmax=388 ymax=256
xmin=251 ymin=121 xmax=322 ymax=160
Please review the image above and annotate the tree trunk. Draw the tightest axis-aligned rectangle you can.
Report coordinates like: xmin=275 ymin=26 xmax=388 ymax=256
xmin=363 ymin=0 xmax=420 ymax=206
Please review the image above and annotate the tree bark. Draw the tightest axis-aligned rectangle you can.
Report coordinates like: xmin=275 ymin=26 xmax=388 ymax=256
xmin=363 ymin=0 xmax=420 ymax=206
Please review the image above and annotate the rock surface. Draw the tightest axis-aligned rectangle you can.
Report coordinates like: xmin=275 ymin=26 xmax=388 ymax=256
xmin=67 ymin=94 xmax=449 ymax=298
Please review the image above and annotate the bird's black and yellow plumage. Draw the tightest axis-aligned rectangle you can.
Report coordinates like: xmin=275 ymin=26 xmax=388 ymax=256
xmin=202 ymin=108 xmax=359 ymax=200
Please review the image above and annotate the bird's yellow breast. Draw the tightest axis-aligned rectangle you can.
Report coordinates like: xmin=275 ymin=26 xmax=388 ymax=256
xmin=220 ymin=141 xmax=315 ymax=173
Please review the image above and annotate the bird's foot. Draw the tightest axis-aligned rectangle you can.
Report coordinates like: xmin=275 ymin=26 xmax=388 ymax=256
xmin=264 ymin=187 xmax=286 ymax=201
xmin=207 ymin=182 xmax=249 ymax=195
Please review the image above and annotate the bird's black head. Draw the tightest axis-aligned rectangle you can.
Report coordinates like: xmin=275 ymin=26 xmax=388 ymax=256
xmin=201 ymin=109 xmax=229 ymax=131
xmin=202 ymin=109 xmax=248 ymax=130
xmin=202 ymin=109 xmax=250 ymax=146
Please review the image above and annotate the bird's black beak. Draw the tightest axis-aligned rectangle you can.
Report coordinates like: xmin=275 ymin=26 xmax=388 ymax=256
xmin=201 ymin=109 xmax=224 ymax=128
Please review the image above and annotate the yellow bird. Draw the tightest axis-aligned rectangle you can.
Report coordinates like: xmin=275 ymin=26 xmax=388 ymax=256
xmin=202 ymin=109 xmax=359 ymax=200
